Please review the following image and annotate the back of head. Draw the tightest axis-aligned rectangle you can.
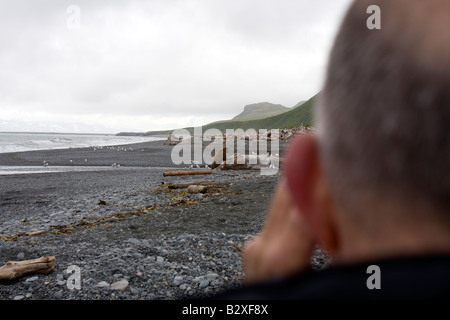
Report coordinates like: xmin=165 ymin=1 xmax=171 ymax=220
xmin=318 ymin=0 xmax=450 ymax=223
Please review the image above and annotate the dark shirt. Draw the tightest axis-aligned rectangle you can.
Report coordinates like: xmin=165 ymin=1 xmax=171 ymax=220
xmin=216 ymin=254 xmax=450 ymax=300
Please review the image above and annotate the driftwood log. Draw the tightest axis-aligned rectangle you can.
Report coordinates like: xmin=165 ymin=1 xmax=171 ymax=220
xmin=163 ymin=170 xmax=212 ymax=177
xmin=0 ymin=256 xmax=55 ymax=282
xmin=25 ymin=230 xmax=46 ymax=237
xmin=167 ymin=182 xmax=207 ymax=189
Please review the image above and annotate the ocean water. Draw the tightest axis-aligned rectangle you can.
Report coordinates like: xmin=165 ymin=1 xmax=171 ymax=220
xmin=0 ymin=132 xmax=164 ymax=154
xmin=0 ymin=165 xmax=122 ymax=175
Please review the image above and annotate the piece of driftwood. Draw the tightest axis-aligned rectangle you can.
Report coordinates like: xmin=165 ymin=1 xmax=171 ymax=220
xmin=167 ymin=182 xmax=207 ymax=189
xmin=0 ymin=256 xmax=55 ymax=282
xmin=25 ymin=230 xmax=46 ymax=237
xmin=163 ymin=170 xmax=212 ymax=177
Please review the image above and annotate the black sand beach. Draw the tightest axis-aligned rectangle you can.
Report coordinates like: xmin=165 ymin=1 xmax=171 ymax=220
xmin=0 ymin=139 xmax=327 ymax=300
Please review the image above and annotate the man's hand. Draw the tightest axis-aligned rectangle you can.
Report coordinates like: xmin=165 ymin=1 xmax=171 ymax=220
xmin=243 ymin=178 xmax=315 ymax=284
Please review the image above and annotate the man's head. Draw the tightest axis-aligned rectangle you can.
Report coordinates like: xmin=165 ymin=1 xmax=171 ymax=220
xmin=319 ymin=0 xmax=450 ymax=214
xmin=285 ymin=0 xmax=450 ymax=263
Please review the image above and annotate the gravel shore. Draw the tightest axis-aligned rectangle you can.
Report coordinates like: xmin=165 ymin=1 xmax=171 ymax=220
xmin=0 ymin=140 xmax=328 ymax=300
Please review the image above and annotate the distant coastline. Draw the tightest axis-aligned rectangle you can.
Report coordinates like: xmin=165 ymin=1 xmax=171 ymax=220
xmin=0 ymin=131 xmax=117 ymax=136
xmin=116 ymin=131 xmax=172 ymax=137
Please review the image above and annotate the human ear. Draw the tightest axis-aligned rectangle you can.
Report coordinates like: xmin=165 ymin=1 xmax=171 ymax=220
xmin=284 ymin=134 xmax=340 ymax=254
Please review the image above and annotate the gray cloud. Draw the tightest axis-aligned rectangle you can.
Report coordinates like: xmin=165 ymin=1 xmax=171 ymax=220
xmin=0 ymin=0 xmax=353 ymax=133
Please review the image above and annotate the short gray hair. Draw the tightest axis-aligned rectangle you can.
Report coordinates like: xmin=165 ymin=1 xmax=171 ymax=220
xmin=318 ymin=0 xmax=450 ymax=215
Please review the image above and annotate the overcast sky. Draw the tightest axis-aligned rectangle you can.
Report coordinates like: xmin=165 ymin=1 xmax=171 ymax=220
xmin=0 ymin=0 xmax=353 ymax=133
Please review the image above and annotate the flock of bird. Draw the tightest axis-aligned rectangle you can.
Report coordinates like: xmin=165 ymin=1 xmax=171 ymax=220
xmin=91 ymin=145 xmax=143 ymax=152
xmin=41 ymin=145 xmax=143 ymax=168
xmin=186 ymin=160 xmax=209 ymax=169
xmin=41 ymin=147 xmax=278 ymax=169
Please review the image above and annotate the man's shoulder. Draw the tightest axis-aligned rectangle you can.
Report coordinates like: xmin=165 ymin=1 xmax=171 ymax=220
xmin=215 ymin=254 xmax=450 ymax=300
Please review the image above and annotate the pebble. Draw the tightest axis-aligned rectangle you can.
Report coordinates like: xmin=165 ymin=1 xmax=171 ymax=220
xmin=180 ymin=284 xmax=188 ymax=290
xmin=110 ymin=279 xmax=129 ymax=291
xmin=206 ymin=273 xmax=219 ymax=280
xmin=25 ymin=276 xmax=38 ymax=282
xmin=128 ymin=238 xmax=141 ymax=245
xmin=130 ymin=287 xmax=140 ymax=295
xmin=96 ymin=281 xmax=110 ymax=288
xmin=199 ymin=280 xmax=210 ymax=288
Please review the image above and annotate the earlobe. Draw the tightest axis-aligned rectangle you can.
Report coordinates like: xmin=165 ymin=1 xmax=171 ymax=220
xmin=284 ymin=134 xmax=340 ymax=254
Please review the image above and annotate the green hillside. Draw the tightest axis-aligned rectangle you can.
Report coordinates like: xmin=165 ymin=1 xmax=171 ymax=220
xmin=231 ymin=102 xmax=290 ymax=121
xmin=193 ymin=93 xmax=317 ymax=132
